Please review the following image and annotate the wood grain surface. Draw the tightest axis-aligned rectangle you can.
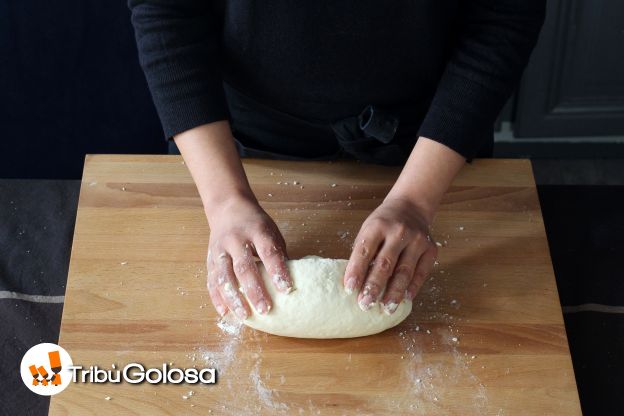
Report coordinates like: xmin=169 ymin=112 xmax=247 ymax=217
xmin=49 ymin=155 xmax=581 ymax=415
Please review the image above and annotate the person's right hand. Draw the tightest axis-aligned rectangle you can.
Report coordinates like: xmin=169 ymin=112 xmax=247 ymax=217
xmin=206 ymin=196 xmax=293 ymax=320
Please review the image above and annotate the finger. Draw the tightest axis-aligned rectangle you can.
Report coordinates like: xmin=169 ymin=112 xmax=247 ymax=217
xmin=406 ymin=245 xmax=437 ymax=301
xmin=254 ymin=232 xmax=293 ymax=293
xmin=228 ymin=241 xmax=272 ymax=315
xmin=343 ymin=227 xmax=384 ymax=295
xmin=214 ymin=252 xmax=250 ymax=319
xmin=207 ymin=274 xmax=228 ymax=316
xmin=381 ymin=242 xmax=424 ymax=314
xmin=357 ymin=236 xmax=405 ymax=311
xmin=207 ymin=250 xmax=228 ymax=316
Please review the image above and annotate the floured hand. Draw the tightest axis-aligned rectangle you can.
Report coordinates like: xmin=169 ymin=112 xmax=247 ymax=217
xmin=206 ymin=197 xmax=293 ymax=319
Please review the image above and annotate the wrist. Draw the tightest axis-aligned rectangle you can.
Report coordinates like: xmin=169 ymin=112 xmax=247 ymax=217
xmin=383 ymin=137 xmax=464 ymax=225
xmin=203 ymin=190 xmax=257 ymax=223
xmin=383 ymin=191 xmax=437 ymax=225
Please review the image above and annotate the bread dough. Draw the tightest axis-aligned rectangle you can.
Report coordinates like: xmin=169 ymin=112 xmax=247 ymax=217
xmin=242 ymin=256 xmax=412 ymax=338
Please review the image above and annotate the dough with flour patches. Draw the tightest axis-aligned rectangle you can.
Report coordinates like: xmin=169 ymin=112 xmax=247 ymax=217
xmin=242 ymin=256 xmax=412 ymax=338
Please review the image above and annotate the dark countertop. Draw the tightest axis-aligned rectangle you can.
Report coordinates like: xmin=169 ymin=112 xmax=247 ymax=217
xmin=1 ymin=180 xmax=79 ymax=416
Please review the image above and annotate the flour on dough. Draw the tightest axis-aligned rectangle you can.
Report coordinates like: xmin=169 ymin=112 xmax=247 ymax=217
xmin=242 ymin=256 xmax=412 ymax=338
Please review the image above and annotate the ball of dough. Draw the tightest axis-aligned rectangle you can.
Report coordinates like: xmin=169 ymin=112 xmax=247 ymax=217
xmin=242 ymin=256 xmax=412 ymax=338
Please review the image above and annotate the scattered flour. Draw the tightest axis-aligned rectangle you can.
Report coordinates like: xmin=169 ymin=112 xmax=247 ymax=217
xmin=191 ymin=239 xmax=490 ymax=415
xmin=249 ymin=352 xmax=289 ymax=412
xmin=216 ymin=316 xmax=243 ymax=336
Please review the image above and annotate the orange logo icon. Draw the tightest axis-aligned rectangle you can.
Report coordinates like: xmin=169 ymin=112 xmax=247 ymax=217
xmin=21 ymin=343 xmax=73 ymax=395
xmin=28 ymin=350 xmax=63 ymax=387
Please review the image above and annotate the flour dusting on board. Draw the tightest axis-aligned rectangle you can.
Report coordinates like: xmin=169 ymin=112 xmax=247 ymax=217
xmin=249 ymin=349 xmax=289 ymax=412
xmin=190 ymin=313 xmax=292 ymax=415
xmin=187 ymin=227 xmax=496 ymax=415
xmin=216 ymin=315 xmax=242 ymax=336
xmin=198 ymin=315 xmax=242 ymax=377
xmin=388 ymin=267 xmax=490 ymax=414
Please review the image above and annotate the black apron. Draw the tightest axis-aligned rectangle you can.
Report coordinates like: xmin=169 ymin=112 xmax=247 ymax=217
xmin=224 ymin=82 xmax=492 ymax=165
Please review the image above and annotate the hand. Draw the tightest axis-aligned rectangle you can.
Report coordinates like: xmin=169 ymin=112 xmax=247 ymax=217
xmin=205 ymin=196 xmax=293 ymax=319
xmin=343 ymin=197 xmax=438 ymax=313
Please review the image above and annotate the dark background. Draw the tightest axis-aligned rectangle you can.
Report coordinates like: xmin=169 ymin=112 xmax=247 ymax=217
xmin=0 ymin=0 xmax=166 ymax=179
xmin=1 ymin=1 xmax=623 ymax=415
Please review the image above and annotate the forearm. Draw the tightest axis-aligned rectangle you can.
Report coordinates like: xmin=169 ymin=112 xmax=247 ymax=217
xmin=174 ymin=121 xmax=255 ymax=223
xmin=385 ymin=137 xmax=465 ymax=224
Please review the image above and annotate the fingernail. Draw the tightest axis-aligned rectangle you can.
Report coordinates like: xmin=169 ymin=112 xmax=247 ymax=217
xmin=359 ymin=295 xmax=375 ymax=311
xmin=256 ymin=300 xmax=269 ymax=314
xmin=345 ymin=277 xmax=357 ymax=294
xmin=383 ymin=302 xmax=399 ymax=315
xmin=234 ymin=307 xmax=247 ymax=319
xmin=216 ymin=305 xmax=226 ymax=316
xmin=405 ymin=289 xmax=414 ymax=301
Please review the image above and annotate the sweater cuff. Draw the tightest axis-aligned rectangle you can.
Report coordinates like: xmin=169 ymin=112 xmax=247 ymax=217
xmin=154 ymin=86 xmax=229 ymax=140
xmin=417 ymin=70 xmax=506 ymax=160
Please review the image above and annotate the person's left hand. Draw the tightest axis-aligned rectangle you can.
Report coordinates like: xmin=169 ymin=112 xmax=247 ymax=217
xmin=343 ymin=196 xmax=438 ymax=313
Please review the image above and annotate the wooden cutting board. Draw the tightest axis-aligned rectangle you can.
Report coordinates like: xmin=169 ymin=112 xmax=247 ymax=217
xmin=49 ymin=155 xmax=581 ymax=415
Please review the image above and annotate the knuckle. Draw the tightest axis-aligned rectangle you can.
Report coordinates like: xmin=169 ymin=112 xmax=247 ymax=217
xmin=215 ymin=270 xmax=228 ymax=286
xmin=233 ymin=258 xmax=251 ymax=276
xmin=394 ymin=263 xmax=413 ymax=277
xmin=366 ymin=217 xmax=381 ymax=227
xmin=413 ymin=232 xmax=426 ymax=245
xmin=357 ymin=241 xmax=372 ymax=258
xmin=258 ymin=242 xmax=281 ymax=259
xmin=220 ymin=280 xmax=238 ymax=298
xmin=222 ymin=233 xmax=242 ymax=248
xmin=393 ymin=223 xmax=409 ymax=239
xmin=251 ymin=222 xmax=269 ymax=236
xmin=209 ymin=265 xmax=227 ymax=285
xmin=212 ymin=250 xmax=228 ymax=263
xmin=374 ymin=256 xmax=393 ymax=273
xmin=367 ymin=217 xmax=388 ymax=232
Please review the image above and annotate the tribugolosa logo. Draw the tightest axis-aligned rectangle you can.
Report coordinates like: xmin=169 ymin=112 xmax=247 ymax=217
xmin=21 ymin=343 xmax=217 ymax=395
xmin=20 ymin=343 xmax=73 ymax=395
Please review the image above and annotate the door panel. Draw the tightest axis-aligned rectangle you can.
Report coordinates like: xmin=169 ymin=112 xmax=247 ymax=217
xmin=514 ymin=0 xmax=624 ymax=137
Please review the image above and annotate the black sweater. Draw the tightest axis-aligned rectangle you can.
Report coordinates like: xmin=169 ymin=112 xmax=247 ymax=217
xmin=129 ymin=0 xmax=545 ymax=160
